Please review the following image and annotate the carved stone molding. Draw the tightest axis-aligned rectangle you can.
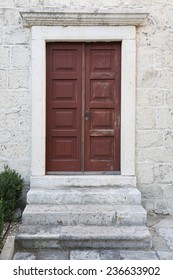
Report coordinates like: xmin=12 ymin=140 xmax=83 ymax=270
xmin=20 ymin=11 xmax=148 ymax=27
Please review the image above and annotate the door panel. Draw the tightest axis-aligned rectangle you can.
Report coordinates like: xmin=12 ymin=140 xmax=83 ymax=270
xmin=85 ymin=43 xmax=121 ymax=171
xmin=46 ymin=42 xmax=121 ymax=173
xmin=46 ymin=43 xmax=82 ymax=171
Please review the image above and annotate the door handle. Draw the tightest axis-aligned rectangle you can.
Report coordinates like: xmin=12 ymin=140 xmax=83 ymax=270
xmin=84 ymin=110 xmax=90 ymax=120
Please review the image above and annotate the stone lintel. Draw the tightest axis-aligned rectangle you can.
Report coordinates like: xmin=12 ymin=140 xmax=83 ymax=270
xmin=20 ymin=11 xmax=149 ymax=27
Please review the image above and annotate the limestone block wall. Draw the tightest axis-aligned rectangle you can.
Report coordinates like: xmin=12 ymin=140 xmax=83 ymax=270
xmin=0 ymin=0 xmax=173 ymax=214
xmin=0 ymin=1 xmax=31 ymax=184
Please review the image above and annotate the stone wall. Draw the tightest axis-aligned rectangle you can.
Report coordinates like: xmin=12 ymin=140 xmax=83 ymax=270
xmin=0 ymin=0 xmax=173 ymax=214
xmin=0 ymin=1 xmax=31 ymax=184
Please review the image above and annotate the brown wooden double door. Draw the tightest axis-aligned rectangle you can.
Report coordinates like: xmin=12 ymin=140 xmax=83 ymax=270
xmin=46 ymin=42 xmax=121 ymax=173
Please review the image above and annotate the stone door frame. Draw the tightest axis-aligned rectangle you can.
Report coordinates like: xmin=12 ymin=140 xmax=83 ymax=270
xmin=20 ymin=11 xmax=148 ymax=187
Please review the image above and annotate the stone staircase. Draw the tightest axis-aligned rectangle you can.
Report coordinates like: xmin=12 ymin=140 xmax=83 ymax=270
xmin=15 ymin=184 xmax=152 ymax=251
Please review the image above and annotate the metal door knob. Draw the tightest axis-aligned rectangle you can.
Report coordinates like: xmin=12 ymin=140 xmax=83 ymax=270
xmin=84 ymin=110 xmax=90 ymax=120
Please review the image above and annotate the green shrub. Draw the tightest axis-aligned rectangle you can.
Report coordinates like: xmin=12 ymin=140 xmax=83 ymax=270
xmin=0 ymin=165 xmax=24 ymax=222
xmin=0 ymin=200 xmax=3 ymax=240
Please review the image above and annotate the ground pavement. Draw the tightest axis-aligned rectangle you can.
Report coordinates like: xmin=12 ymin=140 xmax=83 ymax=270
xmin=12 ymin=213 xmax=173 ymax=260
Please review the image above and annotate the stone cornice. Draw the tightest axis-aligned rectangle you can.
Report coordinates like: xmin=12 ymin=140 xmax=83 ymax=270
xmin=20 ymin=11 xmax=149 ymax=27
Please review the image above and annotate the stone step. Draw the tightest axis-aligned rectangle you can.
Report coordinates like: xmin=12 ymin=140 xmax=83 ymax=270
xmin=22 ymin=204 xmax=146 ymax=226
xmin=16 ymin=225 xmax=152 ymax=250
xmin=27 ymin=186 xmax=141 ymax=205
xmin=31 ymin=175 xmax=136 ymax=188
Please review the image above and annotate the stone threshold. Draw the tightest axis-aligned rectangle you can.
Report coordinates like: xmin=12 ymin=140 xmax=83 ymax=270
xmin=31 ymin=175 xmax=136 ymax=188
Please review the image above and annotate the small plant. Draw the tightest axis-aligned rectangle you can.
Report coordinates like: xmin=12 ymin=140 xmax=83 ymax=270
xmin=0 ymin=200 xmax=3 ymax=241
xmin=0 ymin=165 xmax=24 ymax=222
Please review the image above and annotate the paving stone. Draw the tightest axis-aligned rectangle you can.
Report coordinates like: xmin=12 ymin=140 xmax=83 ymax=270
xmin=149 ymin=228 xmax=170 ymax=251
xmin=13 ymin=252 xmax=36 ymax=260
xmin=156 ymin=228 xmax=173 ymax=251
xmin=152 ymin=217 xmax=173 ymax=228
xmin=147 ymin=213 xmax=166 ymax=227
xmin=37 ymin=250 xmax=70 ymax=260
xmin=99 ymin=250 xmax=120 ymax=260
xmin=70 ymin=250 xmax=100 ymax=260
xmin=120 ymin=250 xmax=158 ymax=260
xmin=157 ymin=251 xmax=173 ymax=260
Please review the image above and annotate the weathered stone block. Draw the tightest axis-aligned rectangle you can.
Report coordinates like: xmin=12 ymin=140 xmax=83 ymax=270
xmin=99 ymin=250 xmax=120 ymax=260
xmin=0 ymin=109 xmax=5 ymax=130
xmin=0 ymin=0 xmax=14 ymax=7
xmin=138 ymin=48 xmax=155 ymax=69
xmin=40 ymin=0 xmax=121 ymax=9
xmin=11 ymin=160 xmax=31 ymax=182
xmin=157 ymin=108 xmax=173 ymax=130
xmin=157 ymin=251 xmax=173 ymax=260
xmin=11 ymin=46 xmax=31 ymax=68
xmin=37 ymin=250 xmax=69 ymax=260
xmin=138 ymin=69 xmax=160 ymax=88
xmin=120 ymin=250 xmax=158 ymax=260
xmin=0 ymin=46 xmax=10 ymax=68
xmin=0 ymin=91 xmax=31 ymax=109
xmin=162 ymin=185 xmax=173 ymax=199
xmin=4 ymin=27 xmax=30 ymax=45
xmin=154 ymin=164 xmax=173 ymax=183
xmin=4 ymin=8 xmax=20 ymax=26
xmin=150 ymin=28 xmax=170 ymax=49
xmin=167 ymin=201 xmax=173 ymax=217
xmin=0 ymin=70 xmax=7 ymax=89
xmin=156 ymin=228 xmax=173 ymax=251
xmin=153 ymin=199 xmax=169 ymax=214
xmin=137 ymin=163 xmax=155 ymax=184
xmin=0 ymin=9 xmax=4 ymax=26
xmin=137 ymin=107 xmax=156 ymax=129
xmin=14 ymin=0 xmax=39 ymax=7
xmin=70 ymin=250 xmax=100 ymax=260
xmin=155 ymin=48 xmax=173 ymax=68
xmin=142 ymin=199 xmax=154 ymax=212
xmin=165 ymin=94 xmax=173 ymax=108
xmin=145 ymin=148 xmax=173 ymax=163
xmin=137 ymin=130 xmax=163 ymax=148
xmin=13 ymin=252 xmax=36 ymax=260
xmin=136 ymin=148 xmax=146 ymax=162
xmin=137 ymin=88 xmax=164 ymax=107
xmin=0 ymin=130 xmax=11 ymax=143
xmin=5 ymin=110 xmax=30 ymax=132
xmin=0 ymin=30 xmax=2 ymax=44
xmin=164 ymin=131 xmax=173 ymax=149
xmin=139 ymin=184 xmax=163 ymax=199
xmin=138 ymin=68 xmax=173 ymax=90
xmin=8 ymin=69 xmax=29 ymax=89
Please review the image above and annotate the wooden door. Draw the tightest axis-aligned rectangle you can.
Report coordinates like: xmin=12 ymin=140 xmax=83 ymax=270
xmin=46 ymin=42 xmax=121 ymax=173
xmin=85 ymin=43 xmax=121 ymax=171
xmin=46 ymin=43 xmax=82 ymax=171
